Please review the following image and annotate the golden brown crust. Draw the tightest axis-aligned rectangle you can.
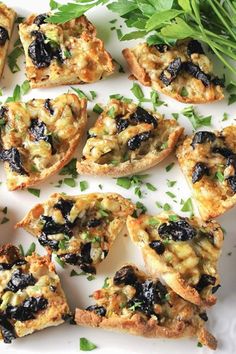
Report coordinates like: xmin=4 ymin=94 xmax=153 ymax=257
xmin=127 ymin=213 xmax=223 ymax=307
xmin=0 ymin=94 xmax=87 ymax=190
xmin=176 ymin=126 xmax=236 ymax=220
xmin=19 ymin=14 xmax=114 ymax=88
xmin=75 ymin=264 xmax=217 ymax=349
xmin=77 ymin=99 xmax=184 ymax=177
xmin=0 ymin=4 xmax=16 ymax=78
xmin=123 ymin=42 xmax=224 ymax=104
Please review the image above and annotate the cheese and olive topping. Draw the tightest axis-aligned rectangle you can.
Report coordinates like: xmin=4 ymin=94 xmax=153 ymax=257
xmin=0 ymin=244 xmax=70 ymax=343
xmin=123 ymin=40 xmax=224 ymax=103
xmin=75 ymin=265 xmax=217 ymax=349
xmin=19 ymin=13 xmax=114 ymax=88
xmin=0 ymin=94 xmax=87 ymax=190
xmin=176 ymin=126 xmax=236 ymax=220
xmin=16 ymin=193 xmax=134 ymax=274
xmin=127 ymin=213 xmax=223 ymax=306
xmin=77 ymin=99 xmax=183 ymax=176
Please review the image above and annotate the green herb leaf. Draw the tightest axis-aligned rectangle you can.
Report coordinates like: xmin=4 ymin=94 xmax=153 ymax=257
xmin=55 ymin=256 xmax=65 ymax=268
xmin=167 ymin=179 xmax=176 ymax=187
xmin=163 ymin=203 xmax=171 ymax=211
xmin=27 ymin=188 xmax=40 ymax=197
xmin=80 ymin=337 xmax=97 ymax=351
xmin=181 ymin=197 xmax=194 ymax=214
xmin=166 ymin=191 xmax=176 ymax=199
xmin=64 ymin=177 xmax=76 ymax=188
xmin=228 ymin=94 xmax=236 ymax=105
xmin=148 ymin=217 xmax=160 ymax=226
xmin=80 ymin=180 xmax=89 ymax=192
xmin=6 ymin=85 xmax=21 ymax=103
xmin=182 ymin=106 xmax=211 ymax=130
xmin=102 ymin=277 xmax=110 ymax=288
xmin=165 ymin=162 xmax=175 ymax=172
xmin=21 ymin=80 xmax=31 ymax=95
xmin=50 ymin=0 xmax=60 ymax=10
xmin=93 ymin=103 xmax=103 ymax=114
xmin=215 ymin=170 xmax=225 ymax=182
xmin=59 ymin=158 xmax=78 ymax=178
xmin=18 ymin=244 xmax=24 ymax=256
xmin=146 ymin=182 xmax=157 ymax=191
xmin=116 ymin=177 xmax=131 ymax=189
xmin=146 ymin=9 xmax=183 ymax=31
xmin=7 ymin=47 xmax=24 ymax=73
xmin=25 ymin=242 xmax=36 ymax=256
xmin=131 ymin=82 xmax=144 ymax=101
xmin=71 ymin=87 xmax=90 ymax=100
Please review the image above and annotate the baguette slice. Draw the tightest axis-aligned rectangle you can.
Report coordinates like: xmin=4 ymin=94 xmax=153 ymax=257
xmin=127 ymin=212 xmax=223 ymax=307
xmin=19 ymin=13 xmax=114 ymax=88
xmin=75 ymin=264 xmax=217 ymax=350
xmin=0 ymin=244 xmax=70 ymax=343
xmin=16 ymin=193 xmax=135 ymax=274
xmin=123 ymin=40 xmax=224 ymax=104
xmin=77 ymin=99 xmax=183 ymax=177
xmin=0 ymin=93 xmax=87 ymax=190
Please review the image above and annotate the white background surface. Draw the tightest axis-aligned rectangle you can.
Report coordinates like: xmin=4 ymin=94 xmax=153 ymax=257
xmin=0 ymin=1 xmax=236 ymax=353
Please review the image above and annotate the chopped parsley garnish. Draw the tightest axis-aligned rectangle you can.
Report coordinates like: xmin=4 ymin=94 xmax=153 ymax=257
xmin=102 ymin=277 xmax=109 ymax=288
xmin=59 ymin=158 xmax=78 ymax=178
xmin=172 ymin=113 xmax=179 ymax=120
xmin=146 ymin=182 xmax=157 ymax=191
xmin=93 ymin=103 xmax=103 ymax=114
xmin=80 ymin=337 xmax=97 ymax=351
xmin=18 ymin=244 xmax=25 ymax=256
xmin=148 ymin=218 xmax=160 ymax=226
xmin=163 ymin=203 xmax=171 ymax=211
xmin=25 ymin=242 xmax=36 ymax=256
xmin=7 ymin=46 xmax=24 ymax=73
xmin=166 ymin=191 xmax=176 ymax=199
xmin=107 ymin=106 xmax=116 ymax=118
xmin=167 ymin=180 xmax=176 ymax=187
xmin=165 ymin=162 xmax=175 ymax=172
xmin=116 ymin=174 xmax=154 ymax=198
xmin=215 ymin=170 xmax=225 ymax=182
xmin=131 ymin=82 xmax=144 ymax=102
xmin=182 ymin=106 xmax=212 ymax=130
xmin=21 ymin=80 xmax=31 ymax=95
xmin=98 ymin=184 xmax=103 ymax=190
xmin=80 ymin=180 xmax=89 ymax=192
xmin=181 ymin=198 xmax=194 ymax=216
xmin=0 ymin=217 xmax=9 ymax=225
xmin=64 ymin=49 xmax=72 ymax=58
xmin=180 ymin=87 xmax=188 ymax=97
xmin=135 ymin=201 xmax=147 ymax=215
xmin=71 ymin=87 xmax=90 ymax=101
xmin=90 ymin=90 xmax=97 ymax=100
xmin=6 ymin=85 xmax=21 ymax=103
xmin=55 ymin=256 xmax=65 ymax=268
xmin=168 ymin=214 xmax=179 ymax=222
xmin=64 ymin=177 xmax=76 ymax=188
xmin=27 ymin=188 xmax=41 ymax=197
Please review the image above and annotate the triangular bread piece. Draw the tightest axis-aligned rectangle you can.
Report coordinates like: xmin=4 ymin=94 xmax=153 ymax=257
xmin=16 ymin=193 xmax=134 ymax=274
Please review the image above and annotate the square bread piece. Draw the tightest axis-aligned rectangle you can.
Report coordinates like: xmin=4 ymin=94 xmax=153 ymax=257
xmin=127 ymin=212 xmax=223 ymax=307
xmin=0 ymin=93 xmax=87 ymax=190
xmin=176 ymin=126 xmax=236 ymax=220
xmin=75 ymin=264 xmax=217 ymax=350
xmin=77 ymin=99 xmax=184 ymax=177
xmin=0 ymin=3 xmax=16 ymax=79
xmin=0 ymin=244 xmax=70 ymax=343
xmin=16 ymin=193 xmax=135 ymax=274
xmin=123 ymin=40 xmax=224 ymax=104
xmin=19 ymin=13 xmax=114 ymax=88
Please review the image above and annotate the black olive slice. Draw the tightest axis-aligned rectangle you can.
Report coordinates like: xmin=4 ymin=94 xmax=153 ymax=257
xmin=113 ymin=265 xmax=137 ymax=286
xmin=6 ymin=296 xmax=48 ymax=322
xmin=6 ymin=269 xmax=36 ymax=293
xmin=191 ymin=131 xmax=216 ymax=149
xmin=127 ymin=131 xmax=151 ymax=150
xmin=86 ymin=305 xmax=106 ymax=316
xmin=129 ymin=106 xmax=158 ymax=128
xmin=149 ymin=240 xmax=165 ymax=255
xmin=44 ymin=98 xmax=54 ymax=115
xmin=116 ymin=116 xmax=129 ymax=133
xmin=0 ymin=314 xmax=16 ymax=343
xmin=199 ymin=312 xmax=208 ymax=321
xmin=29 ymin=118 xmax=55 ymax=153
xmin=154 ymin=44 xmax=169 ymax=53
xmin=192 ymin=162 xmax=210 ymax=184
xmin=227 ymin=175 xmax=236 ymax=193
xmin=183 ymin=62 xmax=210 ymax=86
xmin=40 ymin=215 xmax=73 ymax=237
xmin=187 ymin=40 xmax=204 ymax=56
xmin=158 ymin=220 xmax=197 ymax=242
xmin=28 ymin=31 xmax=52 ymax=68
xmin=0 ymin=147 xmax=28 ymax=175
xmin=212 ymin=146 xmax=234 ymax=158
xmin=195 ymin=274 xmax=216 ymax=293
xmin=160 ymin=57 xmax=182 ymax=86
xmin=0 ymin=26 xmax=9 ymax=46
xmin=38 ymin=233 xmax=59 ymax=250
xmin=33 ymin=13 xmax=47 ymax=26
xmin=87 ymin=219 xmax=102 ymax=228
xmin=53 ymin=198 xmax=74 ymax=222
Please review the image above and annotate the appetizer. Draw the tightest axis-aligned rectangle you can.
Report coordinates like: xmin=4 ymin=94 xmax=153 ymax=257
xmin=123 ymin=40 xmax=224 ymax=104
xmin=176 ymin=126 xmax=236 ymax=220
xmin=0 ymin=94 xmax=87 ymax=190
xmin=0 ymin=3 xmax=16 ymax=78
xmin=0 ymin=244 xmax=70 ymax=343
xmin=19 ymin=13 xmax=114 ymax=88
xmin=75 ymin=264 xmax=217 ymax=349
xmin=77 ymin=99 xmax=183 ymax=177
xmin=16 ymin=193 xmax=134 ymax=274
xmin=126 ymin=212 xmax=223 ymax=307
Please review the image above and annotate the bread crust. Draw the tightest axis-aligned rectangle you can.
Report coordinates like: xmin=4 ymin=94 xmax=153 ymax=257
xmin=19 ymin=14 xmax=114 ymax=88
xmin=77 ymin=99 xmax=184 ymax=177
xmin=176 ymin=126 xmax=236 ymax=220
xmin=0 ymin=94 xmax=87 ymax=190
xmin=75 ymin=264 xmax=217 ymax=349
xmin=122 ymin=42 xmax=224 ymax=104
xmin=126 ymin=213 xmax=223 ymax=307
xmin=0 ymin=4 xmax=16 ymax=78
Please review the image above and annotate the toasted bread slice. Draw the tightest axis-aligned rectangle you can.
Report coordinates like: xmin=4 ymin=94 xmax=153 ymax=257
xmin=19 ymin=13 xmax=114 ymax=88
xmin=176 ymin=126 xmax=236 ymax=220
xmin=75 ymin=264 xmax=217 ymax=349
xmin=0 ymin=244 xmax=70 ymax=343
xmin=126 ymin=212 xmax=223 ymax=307
xmin=123 ymin=40 xmax=224 ymax=104
xmin=0 ymin=3 xmax=16 ymax=78
xmin=77 ymin=99 xmax=183 ymax=177
xmin=16 ymin=193 xmax=135 ymax=273
xmin=0 ymin=93 xmax=87 ymax=190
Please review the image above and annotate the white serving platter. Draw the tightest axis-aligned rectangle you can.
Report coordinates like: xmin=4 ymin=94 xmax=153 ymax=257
xmin=0 ymin=1 xmax=236 ymax=353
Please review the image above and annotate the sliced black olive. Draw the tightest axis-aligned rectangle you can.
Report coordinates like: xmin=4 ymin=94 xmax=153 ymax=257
xmin=49 ymin=285 xmax=57 ymax=292
xmin=127 ymin=131 xmax=151 ymax=151
xmin=191 ymin=131 xmax=216 ymax=149
xmin=0 ymin=26 xmax=9 ymax=46
xmin=116 ymin=116 xmax=129 ymax=133
xmin=113 ymin=265 xmax=137 ymax=286
xmin=154 ymin=44 xmax=169 ymax=53
xmin=6 ymin=269 xmax=36 ymax=293
xmin=80 ymin=243 xmax=92 ymax=264
xmin=0 ymin=314 xmax=16 ymax=343
xmin=62 ymin=313 xmax=76 ymax=324
xmin=53 ymin=198 xmax=74 ymax=222
xmin=149 ymin=240 xmax=165 ymax=255
xmin=212 ymin=284 xmax=221 ymax=294
xmin=87 ymin=219 xmax=102 ymax=228
xmin=192 ymin=162 xmax=210 ymax=184
xmin=160 ymin=57 xmax=182 ymax=86
xmin=86 ymin=305 xmax=106 ymax=316
xmin=187 ymin=40 xmax=204 ymax=56
xmin=38 ymin=233 xmax=59 ymax=250
xmin=227 ymin=175 xmax=236 ymax=193
xmin=63 ymin=253 xmax=79 ymax=265
xmin=34 ymin=13 xmax=47 ymax=26
xmin=0 ymin=106 xmax=8 ymax=125
xmin=212 ymin=146 xmax=233 ymax=158
xmin=226 ymin=155 xmax=236 ymax=170
xmin=129 ymin=106 xmax=158 ymax=128
xmin=28 ymin=31 xmax=52 ymax=68
xmin=0 ymin=147 xmax=28 ymax=175
xmin=44 ymin=98 xmax=54 ymax=115
xmin=211 ymin=77 xmax=225 ymax=87
xmin=183 ymin=62 xmax=210 ymax=86
xmin=41 ymin=215 xmax=73 ymax=237
xmin=6 ymin=296 xmax=48 ymax=322
xmin=29 ymin=118 xmax=55 ymax=153
xmin=80 ymin=263 xmax=96 ymax=274
xmin=0 ymin=259 xmax=26 ymax=271
xmin=195 ymin=274 xmax=216 ymax=293
xmin=199 ymin=312 xmax=208 ymax=321
xmin=158 ymin=219 xmax=197 ymax=242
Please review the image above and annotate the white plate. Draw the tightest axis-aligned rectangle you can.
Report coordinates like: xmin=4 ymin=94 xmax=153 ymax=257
xmin=0 ymin=1 xmax=236 ymax=353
